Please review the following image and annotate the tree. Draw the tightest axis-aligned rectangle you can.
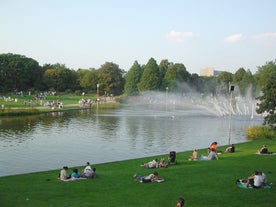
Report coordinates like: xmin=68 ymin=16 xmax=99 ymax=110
xmin=0 ymin=53 xmax=42 ymax=92
xmin=77 ymin=69 xmax=98 ymax=92
xmin=159 ymin=59 xmax=172 ymax=90
xmin=162 ymin=63 xmax=190 ymax=92
xmin=42 ymin=64 xmax=78 ymax=92
xmin=124 ymin=61 xmax=143 ymax=96
xmin=138 ymin=58 xmax=160 ymax=92
xmin=97 ymin=62 xmax=124 ymax=96
xmin=256 ymin=61 xmax=276 ymax=129
xmin=254 ymin=61 xmax=276 ymax=95
xmin=233 ymin=68 xmax=254 ymax=96
xmin=216 ymin=71 xmax=233 ymax=95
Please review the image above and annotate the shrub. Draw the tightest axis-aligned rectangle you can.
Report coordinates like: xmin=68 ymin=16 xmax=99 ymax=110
xmin=246 ymin=125 xmax=276 ymax=140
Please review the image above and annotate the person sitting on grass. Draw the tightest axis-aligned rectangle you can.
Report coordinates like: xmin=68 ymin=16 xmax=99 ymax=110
xmin=225 ymin=144 xmax=235 ymax=153
xmin=133 ymin=171 xmax=160 ymax=183
xmin=176 ymin=197 xmax=185 ymax=207
xmin=258 ymin=144 xmax=271 ymax=154
xmin=140 ymin=158 xmax=158 ymax=168
xmin=188 ymin=149 xmax=198 ymax=160
xmin=58 ymin=166 xmax=71 ymax=181
xmin=80 ymin=162 xmax=96 ymax=178
xmin=158 ymin=158 xmax=167 ymax=168
xmin=71 ymin=168 xmax=81 ymax=179
xmin=244 ymin=170 xmax=263 ymax=188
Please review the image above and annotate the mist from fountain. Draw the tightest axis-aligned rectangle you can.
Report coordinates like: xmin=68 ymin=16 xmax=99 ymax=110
xmin=126 ymin=90 xmax=261 ymax=118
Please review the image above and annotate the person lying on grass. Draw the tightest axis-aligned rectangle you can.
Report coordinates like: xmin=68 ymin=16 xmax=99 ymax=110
xmin=133 ymin=171 xmax=164 ymax=183
xmin=198 ymin=148 xmax=218 ymax=161
xmin=140 ymin=158 xmax=158 ymax=168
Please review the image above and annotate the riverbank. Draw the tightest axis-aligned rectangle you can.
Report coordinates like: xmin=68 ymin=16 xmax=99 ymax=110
xmin=0 ymin=139 xmax=275 ymax=207
xmin=0 ymin=95 xmax=120 ymax=116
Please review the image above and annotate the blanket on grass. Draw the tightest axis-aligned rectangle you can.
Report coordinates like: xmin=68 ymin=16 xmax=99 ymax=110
xmin=256 ymin=152 xmax=276 ymax=155
xmin=236 ymin=180 xmax=271 ymax=189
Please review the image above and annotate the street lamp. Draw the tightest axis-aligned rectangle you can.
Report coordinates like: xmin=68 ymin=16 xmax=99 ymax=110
xmin=96 ymin=84 xmax=99 ymax=101
xmin=166 ymin=87 xmax=168 ymax=111
xmin=228 ymin=84 xmax=235 ymax=145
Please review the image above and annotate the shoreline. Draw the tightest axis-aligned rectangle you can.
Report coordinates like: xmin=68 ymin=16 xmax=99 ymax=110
xmin=0 ymin=141 xmax=249 ymax=178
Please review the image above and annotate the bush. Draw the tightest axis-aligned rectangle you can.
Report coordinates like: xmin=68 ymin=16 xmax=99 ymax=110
xmin=246 ymin=125 xmax=276 ymax=140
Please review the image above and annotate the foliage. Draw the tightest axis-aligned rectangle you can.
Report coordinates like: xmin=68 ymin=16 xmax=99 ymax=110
xmin=233 ymin=68 xmax=254 ymax=96
xmin=42 ymin=64 xmax=78 ymax=92
xmin=1 ymin=53 xmax=275 ymax=101
xmin=246 ymin=126 xmax=276 ymax=140
xmin=138 ymin=58 xmax=160 ymax=91
xmin=159 ymin=59 xmax=172 ymax=90
xmin=0 ymin=53 xmax=42 ymax=92
xmin=254 ymin=63 xmax=276 ymax=130
xmin=163 ymin=63 xmax=190 ymax=92
xmin=255 ymin=61 xmax=276 ymax=94
xmin=216 ymin=71 xmax=233 ymax=95
xmin=77 ymin=69 xmax=99 ymax=92
xmin=124 ymin=61 xmax=143 ymax=95
xmin=0 ymin=140 xmax=275 ymax=207
xmin=98 ymin=62 xmax=125 ymax=96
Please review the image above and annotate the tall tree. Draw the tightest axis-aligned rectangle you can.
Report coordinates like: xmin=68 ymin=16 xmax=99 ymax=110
xmin=77 ymin=68 xmax=98 ymax=92
xmin=162 ymin=63 xmax=190 ymax=92
xmin=159 ymin=59 xmax=172 ymax=90
xmin=97 ymin=62 xmax=124 ymax=96
xmin=233 ymin=68 xmax=254 ymax=96
xmin=254 ymin=61 xmax=276 ymax=95
xmin=256 ymin=61 xmax=276 ymax=129
xmin=124 ymin=61 xmax=143 ymax=96
xmin=0 ymin=53 xmax=42 ymax=92
xmin=42 ymin=64 xmax=77 ymax=92
xmin=216 ymin=71 xmax=234 ymax=95
xmin=138 ymin=58 xmax=160 ymax=92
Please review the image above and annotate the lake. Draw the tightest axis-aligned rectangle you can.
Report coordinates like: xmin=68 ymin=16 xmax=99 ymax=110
xmin=0 ymin=94 xmax=263 ymax=177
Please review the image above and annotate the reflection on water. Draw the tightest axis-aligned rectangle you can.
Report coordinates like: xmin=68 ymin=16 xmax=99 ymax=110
xmin=0 ymin=106 xmax=262 ymax=177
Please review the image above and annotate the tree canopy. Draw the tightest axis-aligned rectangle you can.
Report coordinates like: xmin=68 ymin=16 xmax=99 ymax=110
xmin=256 ymin=61 xmax=276 ymax=129
xmin=0 ymin=52 xmax=275 ymax=119
xmin=138 ymin=58 xmax=160 ymax=92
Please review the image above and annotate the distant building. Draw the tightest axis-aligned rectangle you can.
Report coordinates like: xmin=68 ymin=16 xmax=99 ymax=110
xmin=200 ymin=67 xmax=222 ymax=77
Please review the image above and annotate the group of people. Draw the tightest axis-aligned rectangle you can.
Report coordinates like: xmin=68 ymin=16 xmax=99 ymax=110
xmin=240 ymin=170 xmax=267 ymax=188
xmin=189 ymin=142 xmax=234 ymax=161
xmin=58 ymin=162 xmax=96 ymax=181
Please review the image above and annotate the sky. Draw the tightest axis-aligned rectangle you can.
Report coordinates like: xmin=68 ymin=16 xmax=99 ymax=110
xmin=1 ymin=0 xmax=276 ymax=75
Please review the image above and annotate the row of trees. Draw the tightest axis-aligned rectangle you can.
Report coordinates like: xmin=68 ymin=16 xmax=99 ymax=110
xmin=0 ymin=53 xmax=275 ymax=128
xmin=0 ymin=53 xmax=274 ymax=96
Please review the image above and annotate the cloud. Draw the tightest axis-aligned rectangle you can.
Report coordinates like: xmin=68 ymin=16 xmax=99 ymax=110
xmin=253 ymin=32 xmax=276 ymax=40
xmin=225 ymin=34 xmax=244 ymax=43
xmin=166 ymin=30 xmax=199 ymax=42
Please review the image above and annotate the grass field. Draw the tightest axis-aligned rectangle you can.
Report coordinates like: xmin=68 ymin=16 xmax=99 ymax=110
xmin=0 ymin=139 xmax=275 ymax=207
xmin=0 ymin=94 xmax=120 ymax=116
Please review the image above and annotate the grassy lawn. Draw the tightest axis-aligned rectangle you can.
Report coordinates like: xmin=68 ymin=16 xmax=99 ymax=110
xmin=0 ymin=94 xmax=120 ymax=116
xmin=0 ymin=139 xmax=275 ymax=207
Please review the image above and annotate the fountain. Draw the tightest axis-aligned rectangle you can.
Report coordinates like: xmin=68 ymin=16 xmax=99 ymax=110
xmin=126 ymin=91 xmax=260 ymax=118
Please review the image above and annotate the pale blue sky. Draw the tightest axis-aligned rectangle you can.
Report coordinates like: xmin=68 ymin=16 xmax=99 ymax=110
xmin=1 ymin=0 xmax=275 ymax=74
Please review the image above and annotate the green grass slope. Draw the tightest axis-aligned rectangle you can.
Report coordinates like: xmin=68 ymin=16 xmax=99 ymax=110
xmin=0 ymin=140 xmax=275 ymax=207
